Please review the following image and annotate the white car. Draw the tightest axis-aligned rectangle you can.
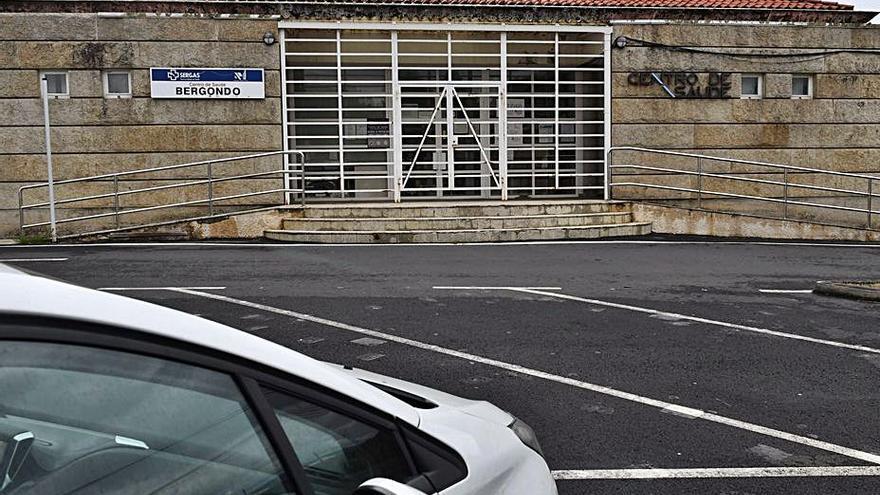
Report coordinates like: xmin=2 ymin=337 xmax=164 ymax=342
xmin=0 ymin=264 xmax=556 ymax=495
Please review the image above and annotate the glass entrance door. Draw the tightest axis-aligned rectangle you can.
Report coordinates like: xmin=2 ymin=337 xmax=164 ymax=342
xmin=399 ymin=83 xmax=504 ymax=198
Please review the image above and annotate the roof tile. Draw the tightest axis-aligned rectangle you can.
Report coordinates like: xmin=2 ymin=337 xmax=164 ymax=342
xmin=320 ymin=0 xmax=854 ymax=10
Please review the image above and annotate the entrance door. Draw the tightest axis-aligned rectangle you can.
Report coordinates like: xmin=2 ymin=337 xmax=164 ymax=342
xmin=398 ymin=83 xmax=506 ymax=199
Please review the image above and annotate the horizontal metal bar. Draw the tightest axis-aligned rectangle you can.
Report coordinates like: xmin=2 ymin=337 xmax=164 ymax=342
xmin=21 ymin=169 xmax=290 ymax=211
xmin=610 ymin=182 xmax=876 ymax=215
xmin=609 ymin=147 xmax=879 ymax=182
xmin=281 ymin=21 xmax=613 ymax=34
xmin=508 ymin=185 xmax=605 ymax=190
xmin=18 ymin=150 xmax=303 ymax=192
xmin=49 ymin=205 xmax=283 ymax=241
xmin=611 ymin=164 xmax=878 ymax=199
xmin=288 ymin=52 xmax=393 ymax=56
xmin=23 ymin=188 xmax=297 ymax=229
xmin=508 ymin=172 xmax=606 ymax=177
xmin=287 ymin=80 xmax=394 ymax=84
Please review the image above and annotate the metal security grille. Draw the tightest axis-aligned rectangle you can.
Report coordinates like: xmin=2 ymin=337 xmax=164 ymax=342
xmin=280 ymin=22 xmax=611 ymax=202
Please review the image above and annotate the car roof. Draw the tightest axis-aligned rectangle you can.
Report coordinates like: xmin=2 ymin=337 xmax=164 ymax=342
xmin=0 ymin=267 xmax=420 ymax=426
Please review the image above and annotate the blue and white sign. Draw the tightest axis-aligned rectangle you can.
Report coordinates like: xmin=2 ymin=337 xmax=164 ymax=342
xmin=150 ymin=68 xmax=265 ymax=99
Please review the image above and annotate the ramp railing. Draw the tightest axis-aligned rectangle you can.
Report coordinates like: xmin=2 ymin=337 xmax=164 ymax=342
xmin=18 ymin=150 xmax=305 ymax=240
xmin=608 ymin=147 xmax=877 ymax=230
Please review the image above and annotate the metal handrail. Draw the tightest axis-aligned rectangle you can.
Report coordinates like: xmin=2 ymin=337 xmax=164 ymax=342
xmin=19 ymin=150 xmax=306 ymax=240
xmin=608 ymin=146 xmax=877 ymax=230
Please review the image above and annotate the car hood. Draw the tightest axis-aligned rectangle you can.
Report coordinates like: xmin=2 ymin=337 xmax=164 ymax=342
xmin=334 ymin=365 xmax=556 ymax=495
xmin=331 ymin=364 xmax=514 ymax=427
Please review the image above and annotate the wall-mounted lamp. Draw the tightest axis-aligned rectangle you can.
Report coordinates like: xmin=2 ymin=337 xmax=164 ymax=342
xmin=613 ymin=36 xmax=628 ymax=49
xmin=262 ymin=31 xmax=276 ymax=46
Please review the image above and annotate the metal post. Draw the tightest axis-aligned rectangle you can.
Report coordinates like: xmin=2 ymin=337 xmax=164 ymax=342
xmin=868 ymin=178 xmax=874 ymax=229
xmin=113 ymin=176 xmax=120 ymax=230
xmin=697 ymin=157 xmax=702 ymax=208
xmin=783 ymin=168 xmax=788 ymax=219
xmin=605 ymin=149 xmax=612 ymax=200
xmin=207 ymin=162 xmax=214 ymax=217
xmin=391 ymin=30 xmax=402 ymax=203
xmin=602 ymin=32 xmax=612 ymax=201
xmin=553 ymin=32 xmax=560 ymax=192
xmin=282 ymin=153 xmax=291 ymax=206
xmin=18 ymin=189 xmax=24 ymax=234
xmin=335 ymin=30 xmax=345 ymax=197
xmin=279 ymin=28 xmax=292 ymax=206
xmin=300 ymin=153 xmax=306 ymax=208
xmin=40 ymin=76 xmax=58 ymax=242
xmin=499 ymin=32 xmax=508 ymax=201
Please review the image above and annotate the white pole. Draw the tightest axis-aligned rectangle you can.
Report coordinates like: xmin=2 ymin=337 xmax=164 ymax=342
xmin=40 ymin=76 xmax=58 ymax=242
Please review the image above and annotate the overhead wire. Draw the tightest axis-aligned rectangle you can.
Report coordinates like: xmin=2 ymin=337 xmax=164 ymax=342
xmin=618 ymin=36 xmax=880 ymax=62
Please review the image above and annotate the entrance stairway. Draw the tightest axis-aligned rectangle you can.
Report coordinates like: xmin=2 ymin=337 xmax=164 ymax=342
xmin=263 ymin=200 xmax=651 ymax=243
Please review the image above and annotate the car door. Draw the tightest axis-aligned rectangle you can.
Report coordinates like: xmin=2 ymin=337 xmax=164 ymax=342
xmin=0 ymin=316 xmax=464 ymax=495
xmin=0 ymin=329 xmax=296 ymax=494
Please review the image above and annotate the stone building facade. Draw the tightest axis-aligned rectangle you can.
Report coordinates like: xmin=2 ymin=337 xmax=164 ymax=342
xmin=1 ymin=0 xmax=877 ymax=237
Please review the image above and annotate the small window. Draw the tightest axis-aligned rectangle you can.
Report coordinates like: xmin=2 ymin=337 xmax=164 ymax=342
xmin=792 ymin=75 xmax=812 ymax=99
xmin=104 ymin=70 xmax=131 ymax=98
xmin=740 ymin=74 xmax=762 ymax=99
xmin=41 ymin=71 xmax=69 ymax=98
xmin=262 ymin=386 xmax=413 ymax=495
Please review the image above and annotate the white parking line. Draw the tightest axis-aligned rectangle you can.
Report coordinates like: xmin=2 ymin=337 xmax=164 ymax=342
xmin=433 ymin=286 xmax=563 ymax=290
xmin=0 ymin=257 xmax=68 ymax=262
xmin=759 ymin=289 xmax=814 ymax=294
xmin=99 ymin=286 xmax=226 ymax=291
xmin=169 ymin=288 xmax=880 ymax=466
xmin=551 ymin=466 xmax=880 ymax=480
xmin=485 ymin=288 xmax=880 ymax=356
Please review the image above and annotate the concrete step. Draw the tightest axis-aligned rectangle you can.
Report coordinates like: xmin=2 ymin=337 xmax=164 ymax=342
xmin=280 ymin=200 xmax=630 ymax=219
xmin=264 ymin=222 xmax=652 ymax=244
xmin=282 ymin=212 xmax=633 ymax=231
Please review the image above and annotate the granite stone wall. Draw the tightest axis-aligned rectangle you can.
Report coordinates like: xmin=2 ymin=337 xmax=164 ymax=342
xmin=610 ymin=23 xmax=880 ymax=226
xmin=3 ymin=15 xmax=879 ymax=237
xmin=0 ymin=13 xmax=282 ymax=237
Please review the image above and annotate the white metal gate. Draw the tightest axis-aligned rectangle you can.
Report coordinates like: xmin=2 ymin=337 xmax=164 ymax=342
xmin=280 ymin=23 xmax=611 ymax=202
xmin=399 ymin=83 xmax=504 ymax=198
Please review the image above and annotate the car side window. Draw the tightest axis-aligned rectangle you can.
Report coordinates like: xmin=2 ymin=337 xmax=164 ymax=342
xmin=262 ymin=386 xmax=413 ymax=495
xmin=0 ymin=340 xmax=294 ymax=495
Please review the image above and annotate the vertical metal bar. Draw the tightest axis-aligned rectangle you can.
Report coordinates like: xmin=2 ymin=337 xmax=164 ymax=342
xmin=336 ymin=30 xmax=345 ymax=196
xmin=554 ymin=32 xmax=560 ymax=191
xmin=41 ymin=76 xmax=58 ymax=242
xmin=499 ymin=31 xmax=508 ymax=201
xmin=391 ymin=30 xmax=402 ymax=203
xmin=783 ymin=168 xmax=789 ymax=219
xmin=300 ymin=153 xmax=307 ymax=208
xmin=868 ymin=178 xmax=874 ymax=229
xmin=602 ymin=31 xmax=612 ymax=201
xmin=18 ymin=188 xmax=24 ymax=234
xmin=697 ymin=157 xmax=702 ymax=208
xmin=113 ymin=176 xmax=120 ymax=230
xmin=606 ymin=148 xmax=613 ymax=199
xmin=282 ymin=154 xmax=292 ymax=206
xmin=445 ymin=32 xmax=454 ymax=192
xmin=279 ymin=28 xmax=293 ymax=205
xmin=207 ymin=162 xmax=214 ymax=217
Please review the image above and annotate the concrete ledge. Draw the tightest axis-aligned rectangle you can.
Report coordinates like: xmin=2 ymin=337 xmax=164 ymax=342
xmin=815 ymin=281 xmax=880 ymax=302
xmin=631 ymin=203 xmax=880 ymax=242
xmin=283 ymin=212 xmax=633 ymax=231
xmin=265 ymin=222 xmax=652 ymax=244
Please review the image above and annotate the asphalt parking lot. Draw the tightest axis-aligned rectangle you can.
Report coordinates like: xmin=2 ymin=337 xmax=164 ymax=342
xmin=3 ymin=239 xmax=880 ymax=494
